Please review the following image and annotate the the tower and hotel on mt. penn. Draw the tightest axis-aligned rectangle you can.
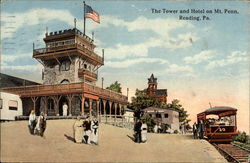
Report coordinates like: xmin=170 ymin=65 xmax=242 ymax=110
xmin=2 ymin=27 xmax=128 ymax=118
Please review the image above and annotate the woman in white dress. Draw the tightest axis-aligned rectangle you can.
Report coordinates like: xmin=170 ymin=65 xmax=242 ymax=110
xmin=73 ymin=116 xmax=83 ymax=143
xmin=141 ymin=121 xmax=148 ymax=143
xmin=62 ymin=102 xmax=68 ymax=116
xmin=34 ymin=112 xmax=46 ymax=137
xmin=90 ymin=118 xmax=99 ymax=145
xmin=28 ymin=110 xmax=36 ymax=135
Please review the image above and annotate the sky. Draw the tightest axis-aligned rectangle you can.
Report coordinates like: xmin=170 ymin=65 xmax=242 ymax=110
xmin=1 ymin=0 xmax=249 ymax=133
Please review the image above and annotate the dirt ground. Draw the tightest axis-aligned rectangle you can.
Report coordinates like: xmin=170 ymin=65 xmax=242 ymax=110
xmin=0 ymin=120 xmax=226 ymax=162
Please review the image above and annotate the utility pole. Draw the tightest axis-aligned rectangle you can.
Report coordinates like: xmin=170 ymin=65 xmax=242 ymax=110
xmin=102 ymin=77 xmax=104 ymax=89
xmin=83 ymin=1 xmax=86 ymax=35
xmin=209 ymin=102 xmax=212 ymax=109
xmin=74 ymin=18 xmax=77 ymax=29
xmin=127 ymin=88 xmax=129 ymax=98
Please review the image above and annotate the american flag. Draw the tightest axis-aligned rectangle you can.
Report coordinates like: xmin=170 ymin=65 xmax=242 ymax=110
xmin=84 ymin=5 xmax=100 ymax=23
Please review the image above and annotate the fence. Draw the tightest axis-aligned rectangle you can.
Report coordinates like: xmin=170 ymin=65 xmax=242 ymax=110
xmin=10 ymin=115 xmax=135 ymax=130
xmin=99 ymin=115 xmax=134 ymax=130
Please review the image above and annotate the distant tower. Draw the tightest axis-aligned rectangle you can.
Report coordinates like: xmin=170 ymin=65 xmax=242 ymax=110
xmin=147 ymin=74 xmax=157 ymax=96
xmin=33 ymin=28 xmax=104 ymax=85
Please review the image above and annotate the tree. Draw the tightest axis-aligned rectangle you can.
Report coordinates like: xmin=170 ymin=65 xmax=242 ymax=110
xmin=106 ymin=81 xmax=122 ymax=93
xmin=141 ymin=114 xmax=156 ymax=132
xmin=167 ymin=99 xmax=191 ymax=129
xmin=128 ymin=89 xmax=161 ymax=111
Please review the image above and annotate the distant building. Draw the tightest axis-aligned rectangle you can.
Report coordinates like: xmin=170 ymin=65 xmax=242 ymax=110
xmin=123 ymin=108 xmax=134 ymax=123
xmin=141 ymin=74 xmax=167 ymax=103
xmin=0 ymin=73 xmax=40 ymax=88
xmin=142 ymin=107 xmax=179 ymax=132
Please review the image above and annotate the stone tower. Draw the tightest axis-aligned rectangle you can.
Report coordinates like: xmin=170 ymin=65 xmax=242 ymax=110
xmin=147 ymin=73 xmax=157 ymax=96
xmin=33 ymin=28 xmax=104 ymax=85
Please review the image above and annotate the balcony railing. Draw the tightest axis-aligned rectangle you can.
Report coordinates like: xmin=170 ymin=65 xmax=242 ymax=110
xmin=2 ymin=82 xmax=128 ymax=103
xmin=78 ymin=69 xmax=97 ymax=81
xmin=33 ymin=43 xmax=103 ymax=64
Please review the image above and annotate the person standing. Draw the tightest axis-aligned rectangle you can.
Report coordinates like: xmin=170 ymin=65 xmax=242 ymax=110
xmin=134 ymin=120 xmax=142 ymax=143
xmin=141 ymin=120 xmax=148 ymax=143
xmin=73 ymin=116 xmax=83 ymax=143
xmin=83 ymin=117 xmax=91 ymax=144
xmin=90 ymin=118 xmax=99 ymax=145
xmin=28 ymin=109 xmax=36 ymax=135
xmin=63 ymin=102 xmax=68 ymax=116
xmin=34 ymin=112 xmax=46 ymax=137
xmin=154 ymin=123 xmax=158 ymax=133
xmin=180 ymin=123 xmax=186 ymax=134
xmin=199 ymin=120 xmax=204 ymax=139
xmin=193 ymin=122 xmax=197 ymax=139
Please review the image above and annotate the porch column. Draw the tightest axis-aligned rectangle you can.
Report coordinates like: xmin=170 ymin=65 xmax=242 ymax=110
xmin=103 ymin=100 xmax=107 ymax=116
xmin=44 ymin=96 xmax=48 ymax=116
xmin=89 ymin=99 xmax=93 ymax=117
xmin=109 ymin=101 xmax=112 ymax=117
xmin=114 ymin=103 xmax=117 ymax=116
xmin=96 ymin=100 xmax=100 ymax=117
xmin=81 ymin=95 xmax=85 ymax=116
xmin=52 ymin=95 xmax=61 ymax=116
xmin=119 ymin=103 xmax=122 ymax=115
xmin=114 ymin=103 xmax=117 ymax=125
xmin=67 ymin=94 xmax=74 ymax=116
xmin=31 ymin=96 xmax=38 ymax=114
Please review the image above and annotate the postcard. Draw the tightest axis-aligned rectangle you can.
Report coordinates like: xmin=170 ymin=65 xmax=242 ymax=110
xmin=0 ymin=0 xmax=249 ymax=162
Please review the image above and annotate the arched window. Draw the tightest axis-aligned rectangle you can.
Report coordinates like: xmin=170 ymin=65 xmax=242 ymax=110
xmin=60 ymin=79 xmax=70 ymax=84
xmin=84 ymin=64 xmax=87 ymax=69
xmin=60 ymin=60 xmax=70 ymax=71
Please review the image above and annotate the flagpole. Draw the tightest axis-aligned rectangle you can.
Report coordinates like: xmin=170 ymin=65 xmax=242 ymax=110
xmin=83 ymin=1 xmax=86 ymax=35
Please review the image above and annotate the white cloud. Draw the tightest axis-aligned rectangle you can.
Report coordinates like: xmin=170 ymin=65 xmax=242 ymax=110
xmin=105 ymin=58 xmax=168 ymax=68
xmin=206 ymin=51 xmax=248 ymax=69
xmin=1 ymin=64 xmax=43 ymax=72
xmin=1 ymin=53 xmax=32 ymax=64
xmin=89 ymin=15 xmax=194 ymax=37
xmin=165 ymin=64 xmax=193 ymax=73
xmin=1 ymin=8 xmax=75 ymax=40
xmin=105 ymin=39 xmax=153 ymax=59
xmin=88 ymin=15 xmax=198 ymax=59
xmin=184 ymin=50 xmax=215 ymax=64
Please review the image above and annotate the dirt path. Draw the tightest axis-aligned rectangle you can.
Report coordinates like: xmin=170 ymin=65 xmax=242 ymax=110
xmin=0 ymin=120 xmax=226 ymax=162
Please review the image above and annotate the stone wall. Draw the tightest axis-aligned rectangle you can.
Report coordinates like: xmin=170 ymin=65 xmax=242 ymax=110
xmin=43 ymin=57 xmax=77 ymax=85
xmin=43 ymin=56 xmax=98 ymax=85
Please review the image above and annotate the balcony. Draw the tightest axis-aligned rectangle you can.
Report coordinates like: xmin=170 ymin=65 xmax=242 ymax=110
xmin=2 ymin=82 xmax=128 ymax=104
xmin=78 ymin=69 xmax=97 ymax=82
xmin=33 ymin=43 xmax=104 ymax=65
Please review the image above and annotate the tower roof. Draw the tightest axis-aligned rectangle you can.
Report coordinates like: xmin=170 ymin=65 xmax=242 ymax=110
xmin=148 ymin=73 xmax=157 ymax=83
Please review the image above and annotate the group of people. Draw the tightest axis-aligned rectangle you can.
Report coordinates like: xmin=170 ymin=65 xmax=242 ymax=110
xmin=193 ymin=121 xmax=205 ymax=139
xmin=28 ymin=110 xmax=47 ymax=137
xmin=133 ymin=119 xmax=148 ymax=143
xmin=73 ymin=116 xmax=99 ymax=145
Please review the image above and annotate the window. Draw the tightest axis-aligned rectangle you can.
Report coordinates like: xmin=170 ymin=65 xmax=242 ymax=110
xmin=9 ymin=100 xmax=18 ymax=110
xmin=0 ymin=99 xmax=2 ymax=109
xmin=84 ymin=64 xmax=87 ymax=69
xmin=60 ymin=79 xmax=70 ymax=84
xmin=156 ymin=113 xmax=162 ymax=118
xmin=60 ymin=60 xmax=70 ymax=71
xmin=164 ymin=114 xmax=169 ymax=118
